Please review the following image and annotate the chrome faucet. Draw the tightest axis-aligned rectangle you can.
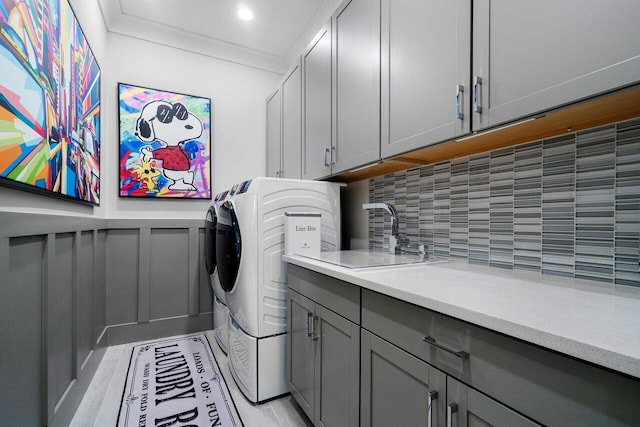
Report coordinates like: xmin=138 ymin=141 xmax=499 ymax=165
xmin=362 ymin=203 xmax=401 ymax=254
xmin=363 ymin=202 xmax=428 ymax=260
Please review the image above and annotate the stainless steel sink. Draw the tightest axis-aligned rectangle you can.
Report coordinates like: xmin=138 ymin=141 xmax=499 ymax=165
xmin=301 ymin=249 xmax=442 ymax=269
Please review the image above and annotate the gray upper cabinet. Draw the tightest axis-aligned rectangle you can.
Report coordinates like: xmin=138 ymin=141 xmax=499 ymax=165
xmin=331 ymin=0 xmax=381 ymax=173
xmin=281 ymin=64 xmax=302 ymax=179
xmin=267 ymin=64 xmax=302 ymax=179
xmin=269 ymin=0 xmax=640 ymax=179
xmin=381 ymin=0 xmax=471 ymax=158
xmin=266 ymin=89 xmax=281 ymax=178
xmin=302 ymin=22 xmax=333 ymax=180
xmin=472 ymin=0 xmax=640 ymax=131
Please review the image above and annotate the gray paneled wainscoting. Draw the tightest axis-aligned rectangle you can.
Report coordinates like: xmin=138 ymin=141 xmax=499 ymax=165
xmin=369 ymin=117 xmax=640 ymax=287
xmin=0 ymin=214 xmax=212 ymax=426
xmin=105 ymin=219 xmax=213 ymax=344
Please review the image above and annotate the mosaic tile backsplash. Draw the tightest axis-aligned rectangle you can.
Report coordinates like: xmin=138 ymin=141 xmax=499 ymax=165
xmin=368 ymin=118 xmax=640 ymax=287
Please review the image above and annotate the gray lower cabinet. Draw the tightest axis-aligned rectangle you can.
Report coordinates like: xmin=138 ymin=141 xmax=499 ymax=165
xmin=472 ymin=0 xmax=640 ymax=131
xmin=381 ymin=0 xmax=471 ymax=158
xmin=362 ymin=288 xmax=640 ymax=427
xmin=447 ymin=377 xmax=539 ymax=427
xmin=360 ymin=329 xmax=446 ymax=427
xmin=288 ymin=289 xmax=316 ymax=418
xmin=361 ymin=329 xmax=539 ymax=427
xmin=287 ymin=265 xmax=361 ymax=426
xmin=288 ymin=266 xmax=640 ymax=427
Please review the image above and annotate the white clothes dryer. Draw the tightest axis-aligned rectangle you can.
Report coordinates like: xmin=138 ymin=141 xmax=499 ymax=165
xmin=216 ymin=177 xmax=341 ymax=403
xmin=205 ymin=189 xmax=232 ymax=353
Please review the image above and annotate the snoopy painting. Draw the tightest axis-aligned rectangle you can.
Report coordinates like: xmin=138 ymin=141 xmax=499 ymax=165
xmin=136 ymin=100 xmax=202 ymax=191
xmin=118 ymin=83 xmax=212 ymax=198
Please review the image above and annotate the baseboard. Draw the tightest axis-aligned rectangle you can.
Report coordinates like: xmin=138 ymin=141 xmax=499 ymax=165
xmin=106 ymin=313 xmax=213 ymax=346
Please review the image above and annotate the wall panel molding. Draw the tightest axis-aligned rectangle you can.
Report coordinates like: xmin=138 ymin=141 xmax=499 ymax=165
xmin=0 ymin=212 xmax=211 ymax=426
xmin=188 ymin=227 xmax=200 ymax=316
xmin=138 ymin=228 xmax=151 ymax=323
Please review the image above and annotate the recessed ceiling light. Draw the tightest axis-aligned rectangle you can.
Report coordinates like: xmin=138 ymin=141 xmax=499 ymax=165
xmin=237 ymin=7 xmax=254 ymax=21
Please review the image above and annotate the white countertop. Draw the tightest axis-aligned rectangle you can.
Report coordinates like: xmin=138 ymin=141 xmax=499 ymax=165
xmin=283 ymin=252 xmax=640 ymax=379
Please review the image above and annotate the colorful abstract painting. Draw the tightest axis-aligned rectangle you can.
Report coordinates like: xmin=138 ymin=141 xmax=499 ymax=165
xmin=119 ymin=83 xmax=211 ymax=199
xmin=0 ymin=0 xmax=101 ymax=205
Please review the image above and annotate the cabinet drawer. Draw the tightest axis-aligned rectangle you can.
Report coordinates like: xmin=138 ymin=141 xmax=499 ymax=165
xmin=287 ymin=265 xmax=360 ymax=324
xmin=362 ymin=289 xmax=640 ymax=427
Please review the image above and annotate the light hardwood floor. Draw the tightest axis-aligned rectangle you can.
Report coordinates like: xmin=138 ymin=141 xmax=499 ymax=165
xmin=70 ymin=330 xmax=313 ymax=427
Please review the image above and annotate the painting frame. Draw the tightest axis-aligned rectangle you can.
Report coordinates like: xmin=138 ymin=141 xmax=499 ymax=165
xmin=0 ymin=0 xmax=102 ymax=205
xmin=118 ymin=83 xmax=212 ymax=200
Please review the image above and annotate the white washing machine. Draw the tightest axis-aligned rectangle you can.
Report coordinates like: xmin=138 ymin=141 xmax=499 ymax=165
xmin=216 ymin=177 xmax=341 ymax=403
xmin=204 ymin=189 xmax=233 ymax=354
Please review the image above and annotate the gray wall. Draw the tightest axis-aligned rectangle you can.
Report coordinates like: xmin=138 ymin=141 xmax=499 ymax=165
xmin=0 ymin=214 xmax=212 ymax=426
xmin=367 ymin=118 xmax=640 ymax=287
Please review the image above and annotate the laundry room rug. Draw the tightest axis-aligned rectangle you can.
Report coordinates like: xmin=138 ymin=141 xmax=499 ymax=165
xmin=117 ymin=334 xmax=243 ymax=427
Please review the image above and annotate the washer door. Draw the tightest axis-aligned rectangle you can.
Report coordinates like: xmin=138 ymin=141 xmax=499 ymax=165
xmin=216 ymin=200 xmax=241 ymax=292
xmin=204 ymin=205 xmax=217 ymax=275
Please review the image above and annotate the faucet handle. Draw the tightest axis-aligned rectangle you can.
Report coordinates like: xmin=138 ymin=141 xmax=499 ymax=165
xmin=397 ymin=241 xmax=428 ymax=261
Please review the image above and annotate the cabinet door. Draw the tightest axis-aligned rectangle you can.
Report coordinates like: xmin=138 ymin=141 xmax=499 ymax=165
xmin=472 ymin=0 xmax=640 ymax=131
xmin=315 ymin=304 xmax=360 ymax=427
xmin=287 ymin=290 xmax=316 ymax=421
xmin=266 ymin=89 xmax=281 ymax=177
xmin=361 ymin=330 xmax=446 ymax=427
xmin=381 ymin=0 xmax=471 ymax=158
xmin=302 ymin=22 xmax=333 ymax=180
xmin=332 ymin=0 xmax=381 ymax=173
xmin=281 ymin=64 xmax=302 ymax=178
xmin=447 ymin=377 xmax=540 ymax=427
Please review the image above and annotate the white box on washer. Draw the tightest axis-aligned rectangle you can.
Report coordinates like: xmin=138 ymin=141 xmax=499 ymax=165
xmin=284 ymin=212 xmax=321 ymax=257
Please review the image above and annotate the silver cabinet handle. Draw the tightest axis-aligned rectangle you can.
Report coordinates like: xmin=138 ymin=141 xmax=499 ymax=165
xmin=428 ymin=390 xmax=439 ymax=427
xmin=324 ymin=147 xmax=331 ymax=167
xmin=455 ymin=84 xmax=464 ymax=120
xmin=473 ymin=76 xmax=483 ymax=113
xmin=311 ymin=315 xmax=319 ymax=342
xmin=422 ymin=336 xmax=469 ymax=359
xmin=306 ymin=312 xmax=314 ymax=337
xmin=447 ymin=402 xmax=458 ymax=427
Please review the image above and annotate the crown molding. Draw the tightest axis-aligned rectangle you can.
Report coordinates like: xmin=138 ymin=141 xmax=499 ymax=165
xmin=97 ymin=0 xmax=287 ymax=75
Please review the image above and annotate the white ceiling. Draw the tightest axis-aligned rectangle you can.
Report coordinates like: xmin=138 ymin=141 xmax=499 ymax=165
xmin=97 ymin=0 xmax=339 ymax=74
